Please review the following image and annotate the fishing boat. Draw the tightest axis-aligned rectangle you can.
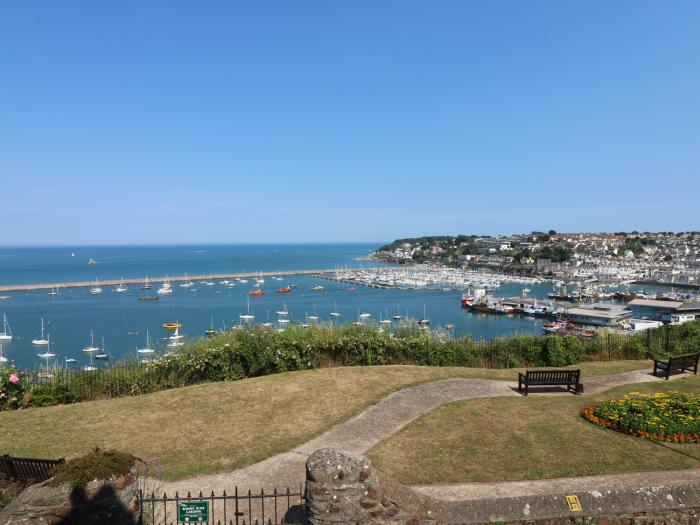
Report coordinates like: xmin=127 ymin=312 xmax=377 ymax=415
xmin=494 ymin=303 xmax=514 ymax=314
xmin=162 ymin=321 xmax=182 ymax=330
xmin=249 ymin=289 xmax=266 ymax=296
xmin=82 ymin=330 xmax=100 ymax=353
xmin=276 ymin=286 xmax=291 ymax=294
xmin=0 ymin=314 xmax=12 ymax=341
xmin=89 ymin=279 xmax=103 ymax=295
xmin=114 ymin=278 xmax=127 ymax=293
xmin=141 ymin=277 xmax=152 ymax=290
xmin=542 ymin=321 xmax=567 ymax=334
xmin=32 ymin=318 xmax=50 ymax=345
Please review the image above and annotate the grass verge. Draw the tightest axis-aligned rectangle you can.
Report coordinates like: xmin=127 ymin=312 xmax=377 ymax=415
xmin=0 ymin=361 xmax=650 ymax=480
xmin=368 ymin=373 xmax=700 ymax=484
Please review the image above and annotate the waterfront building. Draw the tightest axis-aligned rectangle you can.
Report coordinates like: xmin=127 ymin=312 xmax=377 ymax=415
xmin=565 ymin=303 xmax=631 ymax=327
xmin=628 ymin=299 xmax=700 ymax=323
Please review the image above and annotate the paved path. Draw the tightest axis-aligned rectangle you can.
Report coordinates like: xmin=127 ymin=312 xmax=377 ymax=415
xmin=159 ymin=369 xmax=692 ymax=498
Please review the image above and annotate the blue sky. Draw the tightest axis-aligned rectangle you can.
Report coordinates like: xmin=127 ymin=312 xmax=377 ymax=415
xmin=1 ymin=1 xmax=698 ymax=245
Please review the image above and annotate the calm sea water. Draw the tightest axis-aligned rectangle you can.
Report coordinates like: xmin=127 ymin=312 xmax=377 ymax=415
xmin=0 ymin=244 xmax=669 ymax=370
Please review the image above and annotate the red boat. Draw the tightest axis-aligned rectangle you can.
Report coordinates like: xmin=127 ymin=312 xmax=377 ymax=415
xmin=346 ymin=287 xmax=356 ymax=292
xmin=276 ymin=286 xmax=291 ymax=294
xmin=249 ymin=289 xmax=266 ymax=296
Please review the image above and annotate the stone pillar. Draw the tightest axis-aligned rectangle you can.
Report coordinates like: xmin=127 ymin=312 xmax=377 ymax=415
xmin=305 ymin=448 xmax=446 ymax=525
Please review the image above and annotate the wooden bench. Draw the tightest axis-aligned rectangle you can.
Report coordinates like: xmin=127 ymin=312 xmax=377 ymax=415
xmin=653 ymin=352 xmax=699 ymax=380
xmin=518 ymin=369 xmax=582 ymax=395
xmin=0 ymin=454 xmax=65 ymax=482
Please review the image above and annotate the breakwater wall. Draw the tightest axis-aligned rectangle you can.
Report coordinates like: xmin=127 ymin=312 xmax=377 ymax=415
xmin=0 ymin=268 xmax=400 ymax=293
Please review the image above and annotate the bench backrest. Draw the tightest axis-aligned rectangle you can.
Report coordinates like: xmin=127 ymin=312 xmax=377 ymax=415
xmin=669 ymin=352 xmax=700 ymax=368
xmin=526 ymin=369 xmax=580 ymax=384
xmin=0 ymin=454 xmax=65 ymax=482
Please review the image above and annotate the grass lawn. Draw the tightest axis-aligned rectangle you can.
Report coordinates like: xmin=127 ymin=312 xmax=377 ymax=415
xmin=0 ymin=361 xmax=650 ymax=480
xmin=368 ymin=374 xmax=700 ymax=484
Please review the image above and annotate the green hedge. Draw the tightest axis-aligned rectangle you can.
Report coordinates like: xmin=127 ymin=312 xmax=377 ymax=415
xmin=10 ymin=319 xmax=700 ymax=411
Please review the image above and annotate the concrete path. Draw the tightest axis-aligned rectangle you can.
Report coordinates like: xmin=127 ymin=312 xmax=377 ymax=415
xmin=159 ymin=368 xmax=693 ymax=498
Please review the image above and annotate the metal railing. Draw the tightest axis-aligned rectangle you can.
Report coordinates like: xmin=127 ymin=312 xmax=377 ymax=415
xmin=138 ymin=486 xmax=306 ymax=525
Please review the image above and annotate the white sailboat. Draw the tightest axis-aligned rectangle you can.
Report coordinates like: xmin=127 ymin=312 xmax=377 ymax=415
xmin=167 ymin=327 xmax=185 ymax=347
xmin=89 ymin=278 xmax=103 ymax=295
xmin=179 ymin=274 xmax=193 ymax=288
xmin=0 ymin=342 xmax=7 ymax=364
xmin=393 ymin=304 xmax=402 ymax=320
xmin=275 ymin=302 xmax=289 ymax=316
xmin=114 ymin=278 xmax=127 ymax=293
xmin=49 ymin=285 xmax=60 ymax=296
xmin=0 ymin=314 xmax=12 ymax=341
xmin=307 ymin=305 xmax=319 ymax=322
xmin=141 ymin=277 xmax=152 ymax=290
xmin=32 ymin=318 xmax=49 ymax=345
xmin=37 ymin=334 xmax=56 ymax=359
xmin=137 ymin=331 xmax=155 ymax=357
xmin=157 ymin=276 xmax=173 ymax=295
xmin=206 ymin=274 xmax=215 ymax=286
xmin=330 ymin=302 xmax=341 ymax=317
xmin=83 ymin=330 xmax=100 ymax=353
xmin=418 ymin=305 xmax=431 ymax=327
xmin=240 ymin=297 xmax=254 ymax=322
xmin=95 ymin=338 xmax=110 ymax=359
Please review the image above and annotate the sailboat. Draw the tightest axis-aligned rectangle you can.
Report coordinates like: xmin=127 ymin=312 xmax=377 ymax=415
xmin=330 ymin=302 xmax=341 ymax=317
xmin=49 ymin=285 xmax=60 ymax=296
xmin=380 ymin=308 xmax=392 ymax=325
xmin=95 ymin=338 xmax=110 ymax=360
xmin=137 ymin=331 xmax=155 ymax=357
xmin=205 ymin=315 xmax=218 ymax=337
xmin=32 ymin=318 xmax=50 ymax=345
xmin=167 ymin=327 xmax=185 ymax=347
xmin=240 ymin=297 xmax=254 ymax=322
xmin=418 ymin=305 xmax=431 ymax=327
xmin=307 ymin=305 xmax=319 ymax=322
xmin=275 ymin=302 xmax=289 ymax=316
xmin=141 ymin=277 xmax=152 ymax=290
xmin=0 ymin=314 xmax=12 ymax=341
xmin=157 ymin=277 xmax=173 ymax=295
xmin=114 ymin=278 xmax=127 ymax=293
xmin=90 ymin=278 xmax=103 ymax=295
xmin=37 ymin=334 xmax=56 ymax=359
xmin=179 ymin=274 xmax=193 ymax=288
xmin=393 ymin=305 xmax=402 ymax=320
xmin=83 ymin=330 xmax=100 ymax=353
xmin=206 ymin=274 xmax=215 ymax=286
xmin=0 ymin=342 xmax=7 ymax=364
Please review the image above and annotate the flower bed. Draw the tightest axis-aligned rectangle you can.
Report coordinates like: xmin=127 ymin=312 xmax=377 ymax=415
xmin=581 ymin=391 xmax=700 ymax=443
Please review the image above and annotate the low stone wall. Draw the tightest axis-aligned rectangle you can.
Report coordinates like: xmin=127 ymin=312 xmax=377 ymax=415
xmin=0 ymin=471 xmax=139 ymax=525
xmin=304 ymin=449 xmax=700 ymax=525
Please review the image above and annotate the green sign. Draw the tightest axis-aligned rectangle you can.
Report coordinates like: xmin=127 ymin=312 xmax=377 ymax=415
xmin=178 ymin=501 xmax=209 ymax=523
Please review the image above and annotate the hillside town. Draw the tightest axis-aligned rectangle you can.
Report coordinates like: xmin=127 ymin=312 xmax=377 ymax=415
xmin=371 ymin=231 xmax=700 ymax=287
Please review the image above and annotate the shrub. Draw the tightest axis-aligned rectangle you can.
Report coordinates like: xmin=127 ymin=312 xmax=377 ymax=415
xmin=50 ymin=448 xmax=138 ymax=487
xmin=0 ymin=369 xmax=25 ymax=411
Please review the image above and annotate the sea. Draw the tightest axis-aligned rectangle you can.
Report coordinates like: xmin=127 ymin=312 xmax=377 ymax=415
xmin=0 ymin=244 xmax=671 ymax=370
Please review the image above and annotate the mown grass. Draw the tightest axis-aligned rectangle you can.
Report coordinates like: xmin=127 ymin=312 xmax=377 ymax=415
xmin=0 ymin=361 xmax=648 ymax=480
xmin=368 ymin=373 xmax=700 ymax=484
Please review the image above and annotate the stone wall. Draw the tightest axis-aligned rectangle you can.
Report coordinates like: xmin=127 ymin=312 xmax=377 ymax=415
xmin=0 ymin=471 xmax=139 ymax=525
xmin=305 ymin=448 xmax=448 ymax=525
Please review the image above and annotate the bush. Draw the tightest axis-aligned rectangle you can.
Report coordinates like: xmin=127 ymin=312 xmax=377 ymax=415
xmin=0 ymin=369 xmax=25 ymax=411
xmin=50 ymin=448 xmax=138 ymax=487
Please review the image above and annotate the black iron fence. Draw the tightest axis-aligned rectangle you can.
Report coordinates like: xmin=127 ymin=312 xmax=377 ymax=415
xmin=138 ymin=486 xmax=306 ymax=525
